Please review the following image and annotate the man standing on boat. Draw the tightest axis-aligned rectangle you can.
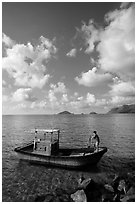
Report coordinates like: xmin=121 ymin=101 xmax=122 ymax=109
xmin=88 ymin=131 xmax=100 ymax=152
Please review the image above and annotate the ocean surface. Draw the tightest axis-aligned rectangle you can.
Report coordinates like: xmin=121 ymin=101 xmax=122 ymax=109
xmin=2 ymin=114 xmax=135 ymax=201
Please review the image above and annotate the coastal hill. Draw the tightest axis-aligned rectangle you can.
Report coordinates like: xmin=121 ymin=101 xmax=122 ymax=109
xmin=90 ymin=112 xmax=97 ymax=114
xmin=108 ymin=104 xmax=135 ymax=114
xmin=58 ymin=111 xmax=72 ymax=115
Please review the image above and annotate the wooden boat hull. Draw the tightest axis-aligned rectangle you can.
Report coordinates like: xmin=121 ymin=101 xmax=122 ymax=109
xmin=14 ymin=143 xmax=107 ymax=168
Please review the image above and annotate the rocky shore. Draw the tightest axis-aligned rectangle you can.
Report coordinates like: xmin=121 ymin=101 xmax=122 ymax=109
xmin=34 ymin=172 xmax=135 ymax=202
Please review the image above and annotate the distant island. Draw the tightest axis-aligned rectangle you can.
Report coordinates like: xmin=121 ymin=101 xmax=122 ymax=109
xmin=108 ymin=104 xmax=135 ymax=114
xmin=89 ymin=112 xmax=97 ymax=114
xmin=58 ymin=111 xmax=72 ymax=115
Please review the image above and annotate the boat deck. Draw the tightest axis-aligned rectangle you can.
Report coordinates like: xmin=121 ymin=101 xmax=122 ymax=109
xmin=15 ymin=142 xmax=104 ymax=157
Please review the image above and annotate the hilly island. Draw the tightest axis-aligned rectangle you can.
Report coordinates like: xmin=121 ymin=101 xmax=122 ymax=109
xmin=58 ymin=111 xmax=72 ymax=115
xmin=108 ymin=104 xmax=135 ymax=114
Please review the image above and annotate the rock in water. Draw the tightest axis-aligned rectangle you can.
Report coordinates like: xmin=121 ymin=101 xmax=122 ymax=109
xmin=84 ymin=179 xmax=103 ymax=201
xmin=120 ymin=195 xmax=135 ymax=202
xmin=104 ymin=184 xmax=114 ymax=193
xmin=78 ymin=178 xmax=92 ymax=189
xmin=71 ymin=190 xmax=87 ymax=202
xmin=117 ymin=179 xmax=126 ymax=193
xmin=120 ymin=186 xmax=135 ymax=202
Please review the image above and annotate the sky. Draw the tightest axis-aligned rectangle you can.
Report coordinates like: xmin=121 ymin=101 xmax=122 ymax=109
xmin=2 ymin=2 xmax=135 ymax=114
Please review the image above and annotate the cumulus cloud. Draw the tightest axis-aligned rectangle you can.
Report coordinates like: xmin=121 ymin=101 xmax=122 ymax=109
xmin=61 ymin=94 xmax=69 ymax=103
xmin=66 ymin=48 xmax=77 ymax=57
xmin=30 ymin=100 xmax=47 ymax=109
xmin=108 ymin=79 xmax=135 ymax=106
xmin=74 ymin=3 xmax=135 ymax=109
xmin=2 ymin=80 xmax=7 ymax=87
xmin=50 ymin=82 xmax=67 ymax=93
xmin=97 ymin=4 xmax=135 ymax=78
xmin=80 ymin=19 xmax=101 ymax=54
xmin=48 ymin=82 xmax=67 ymax=105
xmin=76 ymin=3 xmax=135 ymax=80
xmin=86 ymin=93 xmax=96 ymax=104
xmin=109 ymin=81 xmax=135 ymax=97
xmin=110 ymin=96 xmax=134 ymax=105
xmin=2 ymin=95 xmax=9 ymax=102
xmin=75 ymin=67 xmax=112 ymax=87
xmin=120 ymin=2 xmax=131 ymax=9
xmin=95 ymin=98 xmax=107 ymax=107
xmin=2 ymin=35 xmax=57 ymax=88
xmin=12 ymin=88 xmax=36 ymax=102
xmin=2 ymin=33 xmax=15 ymax=47
xmin=48 ymin=90 xmax=58 ymax=103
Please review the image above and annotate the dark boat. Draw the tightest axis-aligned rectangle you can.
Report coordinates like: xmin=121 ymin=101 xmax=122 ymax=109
xmin=14 ymin=129 xmax=107 ymax=168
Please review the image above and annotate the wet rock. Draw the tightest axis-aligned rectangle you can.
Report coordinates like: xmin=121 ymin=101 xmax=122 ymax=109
xmin=78 ymin=177 xmax=92 ymax=190
xmin=102 ymin=183 xmax=115 ymax=202
xmin=120 ymin=186 xmax=135 ymax=202
xmin=71 ymin=190 xmax=87 ymax=202
xmin=126 ymin=186 xmax=135 ymax=195
xmin=55 ymin=188 xmax=71 ymax=202
xmin=104 ymin=184 xmax=114 ymax=193
xmin=117 ymin=179 xmax=126 ymax=194
xmin=43 ymin=194 xmax=54 ymax=202
xmin=35 ymin=194 xmax=46 ymax=202
xmin=84 ymin=179 xmax=103 ymax=202
xmin=113 ymin=193 xmax=121 ymax=202
xmin=120 ymin=194 xmax=135 ymax=202
xmin=111 ymin=174 xmax=121 ymax=192
xmin=101 ymin=192 xmax=114 ymax=202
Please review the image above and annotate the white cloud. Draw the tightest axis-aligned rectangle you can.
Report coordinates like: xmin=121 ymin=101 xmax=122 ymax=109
xmin=2 ymin=95 xmax=9 ymax=102
xmin=81 ymin=19 xmax=100 ymax=54
xmin=86 ymin=93 xmax=96 ymax=104
xmin=77 ymin=4 xmax=135 ymax=80
xmin=12 ymin=88 xmax=36 ymax=102
xmin=109 ymin=81 xmax=135 ymax=97
xmin=48 ymin=90 xmax=58 ymax=103
xmin=74 ymin=92 xmax=78 ymax=97
xmin=2 ymin=33 xmax=15 ymax=47
xmin=2 ymin=80 xmax=7 ymax=86
xmin=110 ymin=96 xmax=134 ymax=105
xmin=2 ymin=35 xmax=57 ymax=88
xmin=16 ymin=103 xmax=27 ymax=109
xmin=50 ymin=82 xmax=67 ymax=93
xmin=48 ymin=82 xmax=67 ymax=106
xmin=95 ymin=98 xmax=107 ymax=107
xmin=61 ymin=94 xmax=68 ymax=103
xmin=74 ymin=3 xmax=135 ymax=109
xmin=97 ymin=4 xmax=135 ymax=78
xmin=75 ymin=67 xmax=112 ymax=87
xmin=66 ymin=48 xmax=77 ymax=57
xmin=120 ymin=2 xmax=131 ymax=9
xmin=109 ymin=79 xmax=135 ymax=106
xmin=30 ymin=100 xmax=47 ymax=109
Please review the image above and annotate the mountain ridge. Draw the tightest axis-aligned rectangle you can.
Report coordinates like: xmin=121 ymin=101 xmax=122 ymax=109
xmin=108 ymin=104 xmax=135 ymax=114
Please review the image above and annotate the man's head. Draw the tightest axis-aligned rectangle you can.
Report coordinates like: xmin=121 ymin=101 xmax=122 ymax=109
xmin=93 ymin=131 xmax=97 ymax=134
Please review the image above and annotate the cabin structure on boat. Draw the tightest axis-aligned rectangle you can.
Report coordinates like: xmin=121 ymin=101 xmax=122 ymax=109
xmin=33 ymin=129 xmax=60 ymax=156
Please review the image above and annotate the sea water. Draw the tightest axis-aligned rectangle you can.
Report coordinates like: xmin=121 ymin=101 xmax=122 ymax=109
xmin=2 ymin=114 xmax=135 ymax=201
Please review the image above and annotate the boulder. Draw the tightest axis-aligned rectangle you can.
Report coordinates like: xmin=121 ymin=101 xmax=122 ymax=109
xmin=126 ymin=186 xmax=135 ymax=195
xmin=78 ymin=177 xmax=92 ymax=190
xmin=71 ymin=190 xmax=87 ymax=202
xmin=111 ymin=174 xmax=121 ymax=192
xmin=35 ymin=194 xmax=46 ymax=202
xmin=120 ymin=194 xmax=135 ymax=202
xmin=117 ymin=179 xmax=126 ymax=194
xmin=84 ymin=179 xmax=103 ymax=202
xmin=104 ymin=184 xmax=114 ymax=193
xmin=101 ymin=193 xmax=114 ymax=202
xmin=120 ymin=186 xmax=135 ymax=202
